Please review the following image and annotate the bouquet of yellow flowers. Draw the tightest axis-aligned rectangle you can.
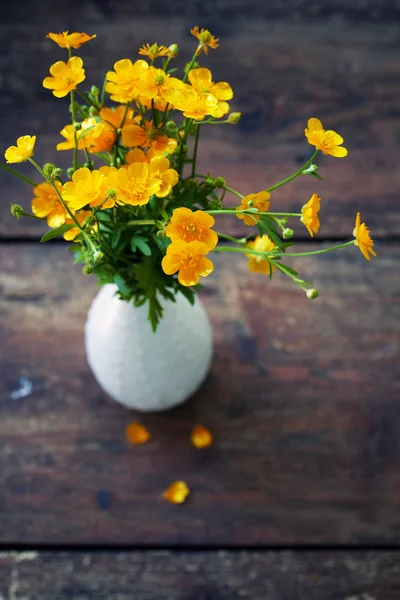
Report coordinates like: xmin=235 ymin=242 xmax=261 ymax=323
xmin=3 ymin=28 xmax=376 ymax=330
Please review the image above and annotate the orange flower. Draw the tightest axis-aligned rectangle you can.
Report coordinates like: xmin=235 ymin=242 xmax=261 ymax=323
xmin=125 ymin=148 xmax=179 ymax=198
xmin=162 ymin=240 xmax=214 ymax=287
xmin=353 ymin=212 xmax=376 ymax=261
xmin=46 ymin=31 xmax=96 ymax=49
xmin=42 ymin=56 xmax=85 ymax=98
xmin=5 ymin=135 xmax=36 ymax=163
xmin=62 ymin=167 xmax=104 ymax=210
xmin=100 ymin=106 xmax=135 ymax=130
xmin=105 ymin=59 xmax=149 ymax=104
xmin=121 ymin=120 xmax=177 ymax=155
xmin=305 ymin=118 xmax=347 ymax=158
xmin=138 ymin=43 xmax=169 ymax=60
xmin=139 ymin=66 xmax=184 ymax=102
xmin=246 ymin=235 xmax=276 ymax=275
xmin=165 ymin=207 xmax=217 ymax=250
xmin=236 ymin=191 xmax=271 ymax=226
xmin=93 ymin=165 xmax=119 ymax=208
xmin=107 ymin=162 xmax=162 ymax=206
xmin=126 ymin=422 xmax=151 ymax=445
xmin=190 ymin=26 xmax=219 ymax=55
xmin=63 ymin=210 xmax=92 ymax=241
xmin=162 ymin=481 xmax=190 ymax=504
xmin=57 ymin=118 xmax=114 ymax=153
xmin=188 ymin=68 xmax=233 ymax=118
xmin=31 ymin=181 xmax=66 ymax=228
xmin=191 ymin=425 xmax=213 ymax=449
xmin=300 ymin=193 xmax=321 ymax=237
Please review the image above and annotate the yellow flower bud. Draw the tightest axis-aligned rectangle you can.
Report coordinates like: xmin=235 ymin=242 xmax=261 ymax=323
xmin=168 ymin=44 xmax=179 ymax=58
xmin=228 ymin=112 xmax=241 ymax=124
xmin=282 ymin=228 xmax=294 ymax=239
xmin=306 ymin=288 xmax=319 ymax=299
xmin=83 ymin=265 xmax=94 ymax=275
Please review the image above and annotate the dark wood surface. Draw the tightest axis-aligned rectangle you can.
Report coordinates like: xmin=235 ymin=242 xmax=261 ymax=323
xmin=0 ymin=243 xmax=399 ymax=545
xmin=1 ymin=550 xmax=400 ymax=600
xmin=1 ymin=2 xmax=399 ymax=595
xmin=1 ymin=17 xmax=399 ymax=238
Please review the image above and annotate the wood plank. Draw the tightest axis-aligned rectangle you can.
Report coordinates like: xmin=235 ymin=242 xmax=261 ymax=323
xmin=1 ymin=551 xmax=400 ymax=599
xmin=0 ymin=242 xmax=399 ymax=544
xmin=0 ymin=18 xmax=399 ymax=237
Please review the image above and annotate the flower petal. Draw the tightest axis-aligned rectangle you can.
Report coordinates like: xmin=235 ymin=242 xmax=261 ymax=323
xmin=191 ymin=425 xmax=213 ymax=448
xmin=126 ymin=422 xmax=151 ymax=445
xmin=307 ymin=118 xmax=323 ymax=132
xmin=162 ymin=481 xmax=190 ymax=504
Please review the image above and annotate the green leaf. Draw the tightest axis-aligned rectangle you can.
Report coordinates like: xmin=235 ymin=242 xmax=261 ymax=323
xmin=131 ymin=236 xmax=152 ymax=256
xmin=40 ymin=224 xmax=74 ymax=242
xmin=111 ymin=226 xmax=123 ymax=250
xmin=179 ymin=286 xmax=196 ymax=305
xmin=114 ymin=273 xmax=131 ymax=296
xmin=153 ymin=234 xmax=171 ymax=253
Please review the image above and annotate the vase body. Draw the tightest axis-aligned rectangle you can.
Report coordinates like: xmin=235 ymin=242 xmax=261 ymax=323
xmin=85 ymin=284 xmax=213 ymax=411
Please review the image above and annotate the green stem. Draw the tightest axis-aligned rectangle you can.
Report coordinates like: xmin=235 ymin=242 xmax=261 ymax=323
xmin=126 ymin=219 xmax=156 ymax=226
xmin=75 ymin=89 xmax=99 ymax=110
xmin=283 ymin=240 xmax=355 ymax=257
xmin=216 ymin=232 xmax=247 ymax=245
xmin=0 ymin=163 xmax=37 ymax=186
xmin=222 ymin=187 xmax=244 ymax=199
xmin=83 ymin=148 xmax=93 ymax=169
xmin=206 ymin=208 xmax=301 ymax=217
xmin=191 ymin=124 xmax=200 ymax=178
xmin=183 ymin=49 xmax=200 ymax=83
xmin=266 ymin=149 xmax=319 ymax=192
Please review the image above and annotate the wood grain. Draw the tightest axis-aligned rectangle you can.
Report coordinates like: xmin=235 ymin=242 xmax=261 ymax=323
xmin=0 ymin=16 xmax=399 ymax=238
xmin=1 ymin=550 xmax=400 ymax=599
xmin=0 ymin=242 xmax=399 ymax=544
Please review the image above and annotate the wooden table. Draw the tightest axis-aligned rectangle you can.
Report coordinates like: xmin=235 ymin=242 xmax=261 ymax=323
xmin=0 ymin=3 xmax=399 ymax=598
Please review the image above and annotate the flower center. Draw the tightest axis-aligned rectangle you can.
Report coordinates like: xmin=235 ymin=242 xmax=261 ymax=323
xmin=155 ymin=74 xmax=165 ymax=85
xmin=200 ymin=30 xmax=212 ymax=43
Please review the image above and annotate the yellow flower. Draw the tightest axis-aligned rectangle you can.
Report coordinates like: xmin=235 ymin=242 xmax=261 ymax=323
xmin=121 ymin=120 xmax=177 ymax=155
xmin=161 ymin=240 xmax=214 ymax=287
xmin=31 ymin=181 xmax=66 ymax=228
xmin=305 ymin=118 xmax=347 ymax=158
xmin=139 ymin=66 xmax=184 ymax=102
xmin=125 ymin=148 xmax=179 ymax=198
xmin=236 ymin=191 xmax=271 ymax=226
xmin=46 ymin=31 xmax=96 ymax=49
xmin=190 ymin=26 xmax=219 ymax=55
xmin=107 ymin=162 xmax=162 ymax=207
xmin=246 ymin=235 xmax=276 ymax=275
xmin=353 ymin=212 xmax=376 ymax=261
xmin=300 ymin=193 xmax=321 ymax=237
xmin=165 ymin=207 xmax=217 ymax=250
xmin=4 ymin=135 xmax=36 ymax=163
xmin=42 ymin=57 xmax=85 ymax=98
xmin=100 ymin=106 xmax=135 ymax=130
xmin=105 ymin=59 xmax=149 ymax=104
xmin=62 ymin=167 xmax=104 ymax=210
xmin=94 ymin=165 xmax=119 ymax=208
xmin=138 ymin=43 xmax=169 ymax=60
xmin=125 ymin=422 xmax=151 ymax=445
xmin=191 ymin=425 xmax=213 ymax=449
xmin=188 ymin=68 xmax=233 ymax=118
xmin=63 ymin=210 xmax=92 ymax=241
xmin=57 ymin=118 xmax=109 ymax=152
xmin=167 ymin=88 xmax=218 ymax=120
xmin=162 ymin=481 xmax=190 ymax=504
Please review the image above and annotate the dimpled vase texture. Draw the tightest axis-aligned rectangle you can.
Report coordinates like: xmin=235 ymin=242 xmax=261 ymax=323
xmin=85 ymin=284 xmax=213 ymax=411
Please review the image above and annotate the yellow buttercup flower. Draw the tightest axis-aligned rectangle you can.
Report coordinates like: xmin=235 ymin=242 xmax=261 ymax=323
xmin=300 ymin=193 xmax=321 ymax=237
xmin=168 ymin=88 xmax=218 ymax=120
xmin=139 ymin=66 xmax=184 ymax=102
xmin=190 ymin=26 xmax=219 ymax=55
xmin=138 ymin=43 xmax=169 ymax=60
xmin=100 ymin=106 xmax=135 ymax=130
xmin=188 ymin=68 xmax=233 ymax=118
xmin=42 ymin=57 xmax=85 ymax=98
xmin=305 ymin=118 xmax=347 ymax=158
xmin=5 ymin=135 xmax=36 ymax=163
xmin=121 ymin=120 xmax=177 ymax=155
xmin=62 ymin=167 xmax=104 ymax=210
xmin=105 ymin=59 xmax=148 ymax=104
xmin=125 ymin=149 xmax=179 ymax=198
xmin=165 ymin=207 xmax=217 ymax=250
xmin=191 ymin=425 xmax=213 ymax=449
xmin=46 ymin=31 xmax=96 ymax=49
xmin=63 ymin=210 xmax=92 ymax=241
xmin=236 ymin=191 xmax=271 ymax=226
xmin=31 ymin=181 xmax=66 ymax=228
xmin=125 ymin=422 xmax=151 ymax=445
xmin=161 ymin=240 xmax=214 ymax=287
xmin=246 ymin=235 xmax=276 ymax=275
xmin=353 ymin=212 xmax=376 ymax=261
xmin=107 ymin=162 xmax=162 ymax=207
xmin=93 ymin=165 xmax=119 ymax=208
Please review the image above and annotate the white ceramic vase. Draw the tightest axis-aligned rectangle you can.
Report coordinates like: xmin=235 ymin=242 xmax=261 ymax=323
xmin=85 ymin=284 xmax=213 ymax=411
